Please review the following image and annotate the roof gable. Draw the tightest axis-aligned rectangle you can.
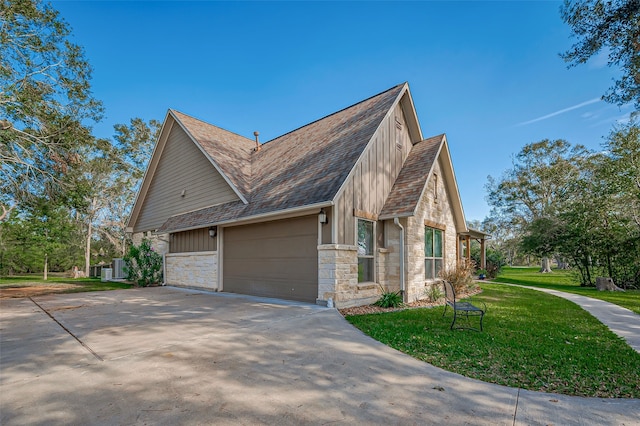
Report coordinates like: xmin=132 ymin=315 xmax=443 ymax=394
xmin=379 ymin=134 xmax=444 ymax=219
xmin=379 ymin=134 xmax=468 ymax=232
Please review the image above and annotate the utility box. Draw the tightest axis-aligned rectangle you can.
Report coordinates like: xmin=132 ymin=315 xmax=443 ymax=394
xmin=112 ymin=258 xmax=127 ymax=279
xmin=101 ymin=268 xmax=112 ymax=282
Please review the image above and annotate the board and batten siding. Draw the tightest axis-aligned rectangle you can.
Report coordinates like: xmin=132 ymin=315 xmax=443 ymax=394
xmin=134 ymin=123 xmax=240 ymax=232
xmin=170 ymin=227 xmax=217 ymax=253
xmin=334 ymin=101 xmax=414 ymax=245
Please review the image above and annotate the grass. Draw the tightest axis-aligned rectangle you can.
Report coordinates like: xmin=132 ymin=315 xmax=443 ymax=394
xmin=0 ymin=274 xmax=133 ymax=294
xmin=493 ymin=267 xmax=640 ymax=315
xmin=346 ymin=283 xmax=640 ymax=398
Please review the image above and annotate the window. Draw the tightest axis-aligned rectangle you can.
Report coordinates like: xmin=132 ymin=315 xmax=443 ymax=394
xmin=425 ymin=227 xmax=443 ymax=279
xmin=357 ymin=219 xmax=374 ymax=282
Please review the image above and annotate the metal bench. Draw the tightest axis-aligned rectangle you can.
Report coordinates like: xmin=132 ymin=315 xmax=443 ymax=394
xmin=441 ymin=280 xmax=486 ymax=331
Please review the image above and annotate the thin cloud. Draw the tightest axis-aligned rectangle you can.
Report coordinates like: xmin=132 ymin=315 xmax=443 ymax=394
xmin=516 ymin=98 xmax=601 ymax=126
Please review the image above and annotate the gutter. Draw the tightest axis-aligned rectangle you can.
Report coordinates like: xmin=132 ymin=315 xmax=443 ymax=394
xmin=393 ymin=217 xmax=406 ymax=302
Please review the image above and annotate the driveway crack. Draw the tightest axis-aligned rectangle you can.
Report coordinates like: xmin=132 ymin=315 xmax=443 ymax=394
xmin=29 ymin=297 xmax=103 ymax=361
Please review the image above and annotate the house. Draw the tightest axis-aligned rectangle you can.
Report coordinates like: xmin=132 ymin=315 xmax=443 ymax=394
xmin=127 ymin=83 xmax=487 ymax=308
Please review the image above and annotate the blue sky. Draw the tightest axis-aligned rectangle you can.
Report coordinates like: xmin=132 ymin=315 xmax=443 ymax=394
xmin=53 ymin=0 xmax=631 ymax=221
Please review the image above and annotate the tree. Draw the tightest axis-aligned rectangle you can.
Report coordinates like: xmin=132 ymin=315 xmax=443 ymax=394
xmin=70 ymin=118 xmax=160 ymax=275
xmin=0 ymin=201 xmax=82 ymax=277
xmin=486 ymin=139 xmax=590 ymax=272
xmin=561 ymin=0 xmax=640 ymax=109
xmin=100 ymin=118 xmax=160 ymax=257
xmin=0 ymin=0 xmax=102 ymax=215
xmin=602 ymin=121 xmax=640 ymax=228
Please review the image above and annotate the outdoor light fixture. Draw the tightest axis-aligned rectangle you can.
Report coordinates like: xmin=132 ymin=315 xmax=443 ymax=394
xmin=209 ymin=227 xmax=217 ymax=238
xmin=319 ymin=209 xmax=328 ymax=224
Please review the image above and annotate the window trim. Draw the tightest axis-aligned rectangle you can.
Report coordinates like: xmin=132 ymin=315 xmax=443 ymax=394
xmin=425 ymin=226 xmax=444 ymax=280
xmin=356 ymin=218 xmax=376 ymax=283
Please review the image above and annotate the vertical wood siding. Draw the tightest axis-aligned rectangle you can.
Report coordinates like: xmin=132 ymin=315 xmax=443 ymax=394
xmin=170 ymin=227 xmax=217 ymax=253
xmin=134 ymin=124 xmax=240 ymax=232
xmin=335 ymin=101 xmax=413 ymax=245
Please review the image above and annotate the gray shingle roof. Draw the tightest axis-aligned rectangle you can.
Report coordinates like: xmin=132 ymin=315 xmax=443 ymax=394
xmin=160 ymin=84 xmax=405 ymax=231
xmin=379 ymin=134 xmax=444 ymax=219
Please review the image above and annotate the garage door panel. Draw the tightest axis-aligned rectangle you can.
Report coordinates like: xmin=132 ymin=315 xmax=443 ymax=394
xmin=223 ymin=216 xmax=318 ymax=303
xmin=225 ymin=235 xmax=316 ymax=259
xmin=224 ymin=259 xmax=316 ymax=281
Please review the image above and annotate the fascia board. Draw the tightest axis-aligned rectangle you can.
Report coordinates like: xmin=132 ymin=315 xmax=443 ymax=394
xmin=439 ymin=137 xmax=469 ymax=233
xmin=400 ymin=84 xmax=424 ymax=143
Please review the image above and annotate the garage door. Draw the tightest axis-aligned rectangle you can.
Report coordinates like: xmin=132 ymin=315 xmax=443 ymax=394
xmin=223 ymin=215 xmax=318 ymax=303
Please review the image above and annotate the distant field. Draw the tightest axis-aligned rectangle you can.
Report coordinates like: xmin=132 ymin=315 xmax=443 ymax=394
xmin=494 ymin=267 xmax=640 ymax=315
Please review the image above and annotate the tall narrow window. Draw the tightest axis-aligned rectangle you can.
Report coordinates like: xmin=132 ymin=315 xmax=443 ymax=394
xmin=357 ymin=219 xmax=374 ymax=282
xmin=425 ymin=226 xmax=444 ymax=279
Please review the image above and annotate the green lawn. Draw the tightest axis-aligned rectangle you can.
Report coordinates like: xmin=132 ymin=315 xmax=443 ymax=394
xmin=346 ymin=283 xmax=640 ymax=398
xmin=0 ymin=274 xmax=133 ymax=294
xmin=493 ymin=267 xmax=640 ymax=315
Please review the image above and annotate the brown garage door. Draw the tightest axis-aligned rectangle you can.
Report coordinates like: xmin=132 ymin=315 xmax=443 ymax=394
xmin=223 ymin=215 xmax=318 ymax=303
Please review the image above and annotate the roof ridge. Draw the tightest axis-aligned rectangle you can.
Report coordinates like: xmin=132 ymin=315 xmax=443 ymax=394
xmin=170 ymin=109 xmax=255 ymax=144
xmin=261 ymin=83 xmax=406 ymax=146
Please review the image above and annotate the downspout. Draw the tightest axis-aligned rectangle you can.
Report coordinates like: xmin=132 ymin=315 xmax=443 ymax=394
xmin=393 ymin=218 xmax=406 ymax=303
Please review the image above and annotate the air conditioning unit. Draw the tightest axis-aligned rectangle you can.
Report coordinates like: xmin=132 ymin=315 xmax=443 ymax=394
xmin=112 ymin=258 xmax=127 ymax=279
xmin=101 ymin=268 xmax=112 ymax=282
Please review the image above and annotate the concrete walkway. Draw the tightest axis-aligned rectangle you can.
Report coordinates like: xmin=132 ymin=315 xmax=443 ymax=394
xmin=494 ymin=282 xmax=640 ymax=353
xmin=1 ymin=287 xmax=639 ymax=425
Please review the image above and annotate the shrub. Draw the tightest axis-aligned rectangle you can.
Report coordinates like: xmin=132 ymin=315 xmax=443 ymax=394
xmin=439 ymin=261 xmax=476 ymax=294
xmin=373 ymin=289 xmax=403 ymax=308
xmin=485 ymin=249 xmax=506 ymax=278
xmin=424 ymin=284 xmax=444 ymax=303
xmin=123 ymin=239 xmax=163 ymax=287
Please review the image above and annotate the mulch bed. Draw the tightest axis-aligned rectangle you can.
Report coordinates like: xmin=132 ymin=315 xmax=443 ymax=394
xmin=338 ymin=287 xmax=482 ymax=316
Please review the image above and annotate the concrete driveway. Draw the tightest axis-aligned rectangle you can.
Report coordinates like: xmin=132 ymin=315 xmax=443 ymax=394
xmin=1 ymin=287 xmax=638 ymax=425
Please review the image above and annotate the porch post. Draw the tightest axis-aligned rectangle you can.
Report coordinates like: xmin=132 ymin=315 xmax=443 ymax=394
xmin=480 ymin=238 xmax=486 ymax=270
xmin=466 ymin=235 xmax=471 ymax=264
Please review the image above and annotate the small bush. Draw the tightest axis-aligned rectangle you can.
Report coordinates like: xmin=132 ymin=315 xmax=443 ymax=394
xmin=439 ymin=261 xmax=476 ymax=294
xmin=424 ymin=284 xmax=444 ymax=303
xmin=123 ymin=239 xmax=163 ymax=287
xmin=373 ymin=290 xmax=403 ymax=308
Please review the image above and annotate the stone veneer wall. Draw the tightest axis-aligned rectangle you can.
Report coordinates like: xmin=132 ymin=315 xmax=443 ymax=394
xmin=404 ymin=160 xmax=458 ymax=303
xmin=317 ymin=244 xmax=381 ymax=308
xmin=165 ymin=251 xmax=218 ymax=290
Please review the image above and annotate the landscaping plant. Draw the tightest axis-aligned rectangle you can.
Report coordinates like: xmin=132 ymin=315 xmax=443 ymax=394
xmin=438 ymin=261 xmax=476 ymax=294
xmin=373 ymin=288 xmax=403 ymax=308
xmin=123 ymin=239 xmax=163 ymax=287
xmin=424 ymin=284 xmax=444 ymax=303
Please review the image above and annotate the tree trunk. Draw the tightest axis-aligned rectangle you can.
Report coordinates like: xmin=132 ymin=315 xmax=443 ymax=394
xmin=84 ymin=197 xmax=97 ymax=277
xmin=554 ymin=255 xmax=568 ymax=269
xmin=84 ymin=220 xmax=92 ymax=277
xmin=43 ymin=253 xmax=48 ymax=281
xmin=596 ymin=277 xmax=624 ymax=292
xmin=540 ymin=257 xmax=552 ymax=273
